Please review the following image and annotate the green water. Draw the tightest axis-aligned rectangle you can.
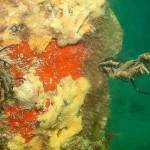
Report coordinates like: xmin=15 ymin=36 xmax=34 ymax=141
xmin=106 ymin=0 xmax=150 ymax=150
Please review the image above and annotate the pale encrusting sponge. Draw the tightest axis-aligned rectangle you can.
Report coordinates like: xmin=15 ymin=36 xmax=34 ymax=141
xmin=0 ymin=0 xmax=106 ymax=51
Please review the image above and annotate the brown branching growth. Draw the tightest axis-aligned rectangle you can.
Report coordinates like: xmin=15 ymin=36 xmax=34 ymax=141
xmin=99 ymin=52 xmax=150 ymax=80
xmin=99 ymin=52 xmax=150 ymax=95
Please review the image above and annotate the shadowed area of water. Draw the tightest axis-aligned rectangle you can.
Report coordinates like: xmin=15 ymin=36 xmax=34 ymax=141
xmin=106 ymin=0 xmax=150 ymax=150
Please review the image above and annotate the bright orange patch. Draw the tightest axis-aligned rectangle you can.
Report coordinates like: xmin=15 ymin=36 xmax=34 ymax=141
xmin=4 ymin=105 xmax=44 ymax=143
xmin=3 ymin=40 xmax=86 ymax=142
xmin=9 ymin=40 xmax=85 ymax=91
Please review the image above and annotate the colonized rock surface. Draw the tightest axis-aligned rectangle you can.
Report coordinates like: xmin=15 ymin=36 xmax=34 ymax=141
xmin=61 ymin=6 xmax=123 ymax=150
xmin=0 ymin=2 xmax=122 ymax=150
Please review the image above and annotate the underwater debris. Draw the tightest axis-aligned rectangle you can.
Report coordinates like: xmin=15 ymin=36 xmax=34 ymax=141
xmin=99 ymin=52 xmax=150 ymax=95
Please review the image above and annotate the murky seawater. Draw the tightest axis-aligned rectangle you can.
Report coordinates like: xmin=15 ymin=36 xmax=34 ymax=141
xmin=106 ymin=0 xmax=150 ymax=150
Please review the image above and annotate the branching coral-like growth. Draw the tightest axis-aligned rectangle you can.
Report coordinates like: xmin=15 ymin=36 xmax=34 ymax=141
xmin=99 ymin=52 xmax=150 ymax=95
xmin=99 ymin=52 xmax=150 ymax=80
